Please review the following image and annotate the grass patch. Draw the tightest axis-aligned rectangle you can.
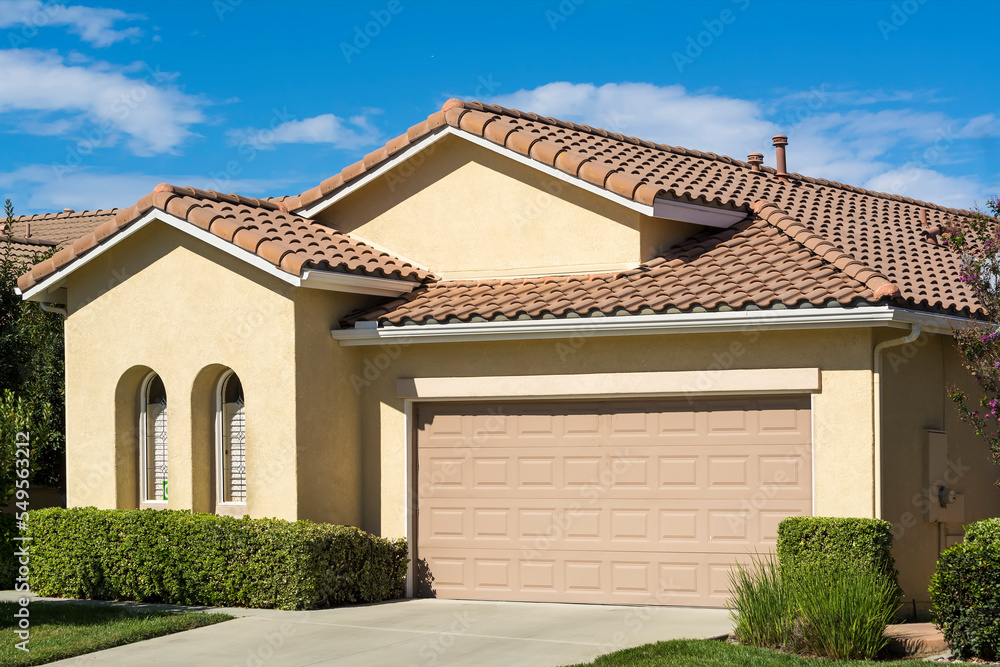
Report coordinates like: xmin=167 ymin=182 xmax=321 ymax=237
xmin=564 ymin=638 xmax=922 ymax=666
xmin=0 ymin=601 xmax=232 ymax=666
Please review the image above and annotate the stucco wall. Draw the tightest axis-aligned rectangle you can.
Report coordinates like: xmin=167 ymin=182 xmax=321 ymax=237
xmin=315 ymin=133 xmax=696 ymax=278
xmin=880 ymin=330 xmax=1000 ymax=607
xmin=292 ymin=288 xmax=377 ymax=526
xmin=354 ymin=326 xmax=877 ymax=538
xmin=65 ymin=222 xmax=301 ymax=518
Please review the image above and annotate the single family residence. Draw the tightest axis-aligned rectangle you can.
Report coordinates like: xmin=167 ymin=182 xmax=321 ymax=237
xmin=15 ymin=98 xmax=1000 ymax=609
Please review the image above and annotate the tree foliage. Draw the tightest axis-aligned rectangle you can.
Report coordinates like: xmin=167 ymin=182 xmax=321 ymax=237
xmin=945 ymin=197 xmax=1000 ymax=481
xmin=0 ymin=200 xmax=64 ymax=504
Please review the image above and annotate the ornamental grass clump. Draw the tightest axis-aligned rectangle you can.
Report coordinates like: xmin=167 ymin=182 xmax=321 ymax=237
xmin=728 ymin=554 xmax=795 ymax=649
xmin=729 ymin=557 xmax=900 ymax=660
xmin=789 ymin=562 xmax=900 ymax=660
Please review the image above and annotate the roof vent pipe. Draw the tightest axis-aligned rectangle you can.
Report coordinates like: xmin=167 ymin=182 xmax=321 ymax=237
xmin=62 ymin=208 xmax=74 ymax=213
xmin=772 ymin=135 xmax=789 ymax=179
xmin=25 ymin=222 xmax=30 ymax=238
xmin=747 ymin=153 xmax=763 ymax=171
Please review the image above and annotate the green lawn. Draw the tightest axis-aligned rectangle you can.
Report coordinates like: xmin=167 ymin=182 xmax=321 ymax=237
xmin=0 ymin=601 xmax=232 ymax=666
xmin=566 ymin=639 xmax=926 ymax=666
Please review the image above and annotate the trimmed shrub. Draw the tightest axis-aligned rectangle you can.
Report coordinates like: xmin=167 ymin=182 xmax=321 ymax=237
xmin=26 ymin=507 xmax=408 ymax=610
xmin=930 ymin=519 xmax=1000 ymax=661
xmin=0 ymin=512 xmax=15 ymax=589
xmin=964 ymin=517 xmax=1000 ymax=545
xmin=776 ymin=516 xmax=899 ymax=594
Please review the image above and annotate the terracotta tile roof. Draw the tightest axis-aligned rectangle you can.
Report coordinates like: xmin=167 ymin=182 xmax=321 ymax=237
xmin=345 ymin=201 xmax=893 ymax=326
xmin=16 ymin=100 xmax=982 ymax=322
xmin=8 ymin=209 xmax=118 ymax=246
xmin=284 ymin=98 xmax=977 ymax=321
xmin=17 ymin=184 xmax=429 ymax=293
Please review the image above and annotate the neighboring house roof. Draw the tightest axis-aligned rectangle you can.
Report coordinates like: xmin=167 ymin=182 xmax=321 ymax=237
xmin=17 ymin=184 xmax=428 ymax=293
xmin=9 ymin=208 xmax=118 ymax=246
xmin=1 ymin=236 xmax=58 ymax=266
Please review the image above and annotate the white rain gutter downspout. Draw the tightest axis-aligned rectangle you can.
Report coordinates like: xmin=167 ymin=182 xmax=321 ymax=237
xmin=39 ymin=303 xmax=67 ymax=318
xmin=872 ymin=323 xmax=921 ymax=519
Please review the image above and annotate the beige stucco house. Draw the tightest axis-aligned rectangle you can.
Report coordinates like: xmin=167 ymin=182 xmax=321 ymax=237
xmin=16 ymin=98 xmax=1000 ymax=609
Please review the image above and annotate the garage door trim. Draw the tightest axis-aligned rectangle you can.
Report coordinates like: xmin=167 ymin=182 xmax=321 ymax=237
xmin=398 ymin=368 xmax=821 ymax=401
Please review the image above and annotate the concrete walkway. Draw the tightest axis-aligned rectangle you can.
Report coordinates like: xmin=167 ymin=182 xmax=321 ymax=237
xmin=3 ymin=593 xmax=732 ymax=666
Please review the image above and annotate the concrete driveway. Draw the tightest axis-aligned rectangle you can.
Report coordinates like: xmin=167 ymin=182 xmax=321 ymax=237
xmin=30 ymin=596 xmax=732 ymax=667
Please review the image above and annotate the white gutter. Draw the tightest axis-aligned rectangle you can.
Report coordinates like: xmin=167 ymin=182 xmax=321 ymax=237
xmin=331 ymin=305 xmax=968 ymax=346
xmin=39 ymin=303 xmax=67 ymax=318
xmin=872 ymin=323 xmax=922 ymax=519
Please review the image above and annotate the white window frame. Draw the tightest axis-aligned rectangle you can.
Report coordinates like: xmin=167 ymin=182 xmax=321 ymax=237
xmin=138 ymin=372 xmax=168 ymax=506
xmin=215 ymin=370 xmax=247 ymax=511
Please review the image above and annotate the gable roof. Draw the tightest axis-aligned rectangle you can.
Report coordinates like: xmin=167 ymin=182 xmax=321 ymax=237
xmin=17 ymin=184 xmax=429 ymax=295
xmin=307 ymin=99 xmax=978 ymax=323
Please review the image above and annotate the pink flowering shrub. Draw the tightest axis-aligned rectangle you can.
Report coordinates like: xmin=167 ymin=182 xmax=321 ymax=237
xmin=945 ymin=196 xmax=1000 ymax=480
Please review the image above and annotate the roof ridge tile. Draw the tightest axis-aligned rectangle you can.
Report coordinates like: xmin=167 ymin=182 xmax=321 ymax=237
xmin=752 ymin=200 xmax=900 ymax=300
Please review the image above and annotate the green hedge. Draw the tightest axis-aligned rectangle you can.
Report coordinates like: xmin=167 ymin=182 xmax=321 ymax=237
xmin=25 ymin=507 xmax=408 ymax=610
xmin=930 ymin=519 xmax=1000 ymax=661
xmin=776 ymin=517 xmax=899 ymax=593
xmin=0 ymin=512 xmax=15 ymax=589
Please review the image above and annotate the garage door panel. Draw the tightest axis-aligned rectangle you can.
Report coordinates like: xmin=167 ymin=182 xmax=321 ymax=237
xmin=418 ymin=548 xmax=762 ymax=607
xmin=420 ymin=497 xmax=812 ymax=553
xmin=417 ymin=397 xmax=811 ymax=607
xmin=419 ymin=446 xmax=811 ymax=500
xmin=418 ymin=399 xmax=810 ymax=448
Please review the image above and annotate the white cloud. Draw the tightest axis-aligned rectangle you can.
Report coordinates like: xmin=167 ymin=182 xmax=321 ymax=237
xmin=961 ymin=114 xmax=1000 ymax=138
xmin=0 ymin=165 xmax=294 ymax=213
xmin=0 ymin=49 xmax=206 ymax=155
xmin=226 ymin=113 xmax=381 ymax=152
xmin=492 ymin=82 xmax=772 ymax=158
xmin=863 ymin=167 xmax=988 ymax=210
xmin=488 ymin=82 xmax=994 ymax=209
xmin=0 ymin=0 xmax=143 ymax=47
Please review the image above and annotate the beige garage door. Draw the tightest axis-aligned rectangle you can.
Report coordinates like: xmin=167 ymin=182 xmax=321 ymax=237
xmin=416 ymin=396 xmax=811 ymax=607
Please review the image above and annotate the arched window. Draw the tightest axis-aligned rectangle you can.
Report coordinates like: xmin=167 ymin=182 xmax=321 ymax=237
xmin=217 ymin=371 xmax=246 ymax=505
xmin=139 ymin=373 xmax=168 ymax=503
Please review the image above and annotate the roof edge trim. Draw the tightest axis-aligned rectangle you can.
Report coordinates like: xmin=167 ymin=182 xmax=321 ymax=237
xmin=296 ymin=126 xmax=656 ymax=219
xmin=295 ymin=126 xmax=453 ymax=218
xmin=297 ymin=126 xmax=748 ymax=227
xmin=21 ymin=209 xmax=302 ymax=303
xmin=301 ymin=269 xmax=416 ymax=297
xmin=20 ymin=210 xmax=417 ymax=303
xmin=330 ymin=305 xmax=971 ymax=346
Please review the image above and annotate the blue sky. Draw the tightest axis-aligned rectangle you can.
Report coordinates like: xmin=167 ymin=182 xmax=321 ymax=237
xmin=0 ymin=0 xmax=997 ymax=214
